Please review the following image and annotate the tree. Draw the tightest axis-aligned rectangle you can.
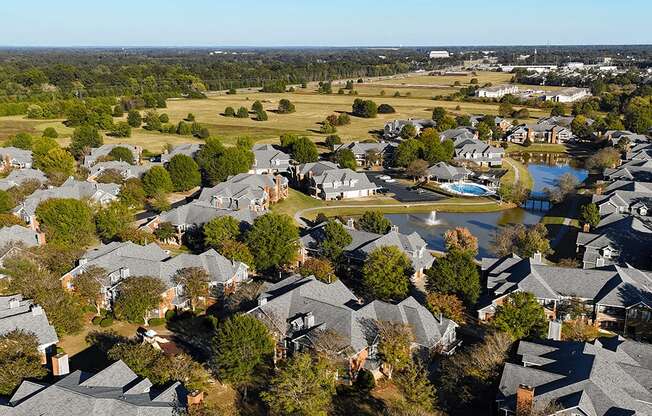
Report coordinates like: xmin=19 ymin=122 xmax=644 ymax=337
xmin=211 ymin=314 xmax=275 ymax=396
xmin=95 ymin=201 xmax=132 ymax=241
xmin=426 ymin=249 xmax=480 ymax=306
xmin=143 ymin=110 xmax=162 ymax=131
xmin=324 ymin=135 xmax=342 ymax=151
xmin=0 ymin=190 xmax=14 ymax=214
xmin=154 ymin=221 xmax=176 ymax=242
xmin=427 ymin=293 xmax=466 ymax=324
xmin=113 ymin=276 xmax=166 ymax=325
xmin=109 ymin=122 xmax=131 ymax=138
xmin=493 ymin=292 xmax=548 ymax=340
xmin=440 ymin=331 xmax=513 ymax=412
xmin=298 ymin=257 xmax=336 ymax=283
xmin=443 ymin=227 xmax=478 ymax=255
xmin=585 ymin=147 xmax=621 ymax=170
xmin=38 ymin=147 xmax=75 ymax=184
xmin=167 ymin=154 xmax=201 ymax=192
xmin=399 ymin=124 xmax=417 ymax=140
xmin=236 ymin=106 xmax=249 ymax=118
xmin=432 ymin=106 xmax=447 ymax=123
xmin=108 ymin=146 xmax=134 ymax=164
xmin=624 ymin=96 xmax=652 ymax=134
xmin=562 ymin=320 xmax=600 ymax=342
xmin=378 ymin=103 xmax=396 ymax=114
xmin=394 ymin=360 xmax=437 ymax=413
xmin=32 ymin=136 xmax=59 ymax=166
xmin=218 ymin=240 xmax=255 ymax=271
xmin=406 ymin=159 xmax=428 ymax=180
xmin=0 ymin=330 xmax=47 ymax=395
xmin=6 ymin=132 xmax=33 ymax=149
xmin=544 ymin=172 xmax=579 ymax=204
xmin=477 ymin=121 xmax=493 ymax=141
xmin=289 ymin=137 xmax=319 ymax=164
xmin=36 ymin=198 xmax=95 ymax=247
xmin=70 ymin=125 xmax=102 ymax=158
xmin=352 ymin=98 xmax=378 ymax=118
xmin=320 ymin=219 xmax=352 ymax=262
xmin=224 ymin=106 xmax=235 ymax=117
xmin=570 ymin=115 xmax=593 ymax=139
xmin=277 ymin=98 xmax=296 ymax=114
xmin=579 ymin=202 xmax=600 ymax=229
xmin=493 ymin=223 xmax=551 ymax=258
xmin=320 ymin=120 xmax=336 ymax=134
xmin=357 ymin=210 xmax=391 ymax=234
xmin=498 ymin=102 xmax=514 ymax=118
xmin=118 ymin=178 xmax=146 ymax=209
xmin=204 ymin=216 xmax=241 ymax=249
xmin=73 ymin=265 xmax=105 ymax=315
xmin=335 ymin=148 xmax=357 ymax=170
xmin=245 ymin=213 xmax=299 ymax=272
xmin=173 ymin=267 xmax=209 ymax=312
xmin=195 ymin=138 xmax=254 ymax=185
xmin=393 ymin=139 xmax=423 ymax=168
xmin=142 ymin=166 xmax=173 ymax=197
xmin=550 ymin=103 xmax=566 ymax=116
xmin=256 ymin=110 xmax=268 ymax=121
xmin=127 ymin=110 xmax=142 ymax=127
xmin=362 ymin=246 xmax=411 ymax=301
xmin=375 ymin=320 xmax=414 ymax=379
xmin=498 ymin=181 xmax=530 ymax=206
xmin=261 ymin=353 xmax=335 ymax=416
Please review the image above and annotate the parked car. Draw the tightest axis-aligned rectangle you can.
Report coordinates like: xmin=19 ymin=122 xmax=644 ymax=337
xmin=378 ymin=175 xmax=391 ymax=180
xmin=384 ymin=178 xmax=396 ymax=183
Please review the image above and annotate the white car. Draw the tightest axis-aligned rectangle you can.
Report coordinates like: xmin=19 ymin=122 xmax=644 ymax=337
xmin=384 ymin=178 xmax=397 ymax=183
xmin=378 ymin=175 xmax=391 ymax=180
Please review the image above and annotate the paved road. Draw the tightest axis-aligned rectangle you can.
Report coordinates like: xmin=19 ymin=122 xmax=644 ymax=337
xmin=366 ymin=172 xmax=444 ymax=203
xmin=293 ymin=200 xmax=503 ymax=227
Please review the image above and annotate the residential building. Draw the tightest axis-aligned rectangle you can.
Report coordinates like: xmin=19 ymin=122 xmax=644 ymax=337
xmin=0 ymin=168 xmax=46 ymax=191
xmin=441 ymin=130 xmax=504 ymax=167
xmin=496 ymin=337 xmax=652 ymax=415
xmin=143 ymin=200 xmax=259 ymax=245
xmin=197 ymin=173 xmax=288 ymax=211
xmin=507 ymin=122 xmax=574 ymax=144
xmin=383 ymin=119 xmax=436 ymax=140
xmin=0 ymin=225 xmax=44 ymax=248
xmin=475 ymin=84 xmax=519 ymax=99
xmin=604 ymin=163 xmax=652 ymax=182
xmin=469 ymin=115 xmax=512 ymax=132
xmin=604 ymin=129 xmax=650 ymax=147
xmin=82 ymin=144 xmax=142 ymax=168
xmin=3 ymin=360 xmax=189 ymax=415
xmin=13 ymin=177 xmax=119 ymax=227
xmin=249 ymin=144 xmax=292 ymax=174
xmin=293 ymin=162 xmax=378 ymax=200
xmin=591 ymin=189 xmax=652 ymax=217
xmin=248 ymin=275 xmax=458 ymax=378
xmin=425 ymin=162 xmax=471 ymax=183
xmin=439 ymin=127 xmax=478 ymax=143
xmin=479 ymin=254 xmax=652 ymax=333
xmin=0 ymin=147 xmax=33 ymax=171
xmin=160 ymin=143 xmax=202 ymax=164
xmin=299 ymin=220 xmax=434 ymax=279
xmin=61 ymin=242 xmax=250 ymax=315
xmin=86 ymin=160 xmax=152 ymax=182
xmin=334 ymin=141 xmax=396 ymax=166
xmin=0 ymin=295 xmax=58 ymax=361
xmin=543 ymin=87 xmax=591 ymax=103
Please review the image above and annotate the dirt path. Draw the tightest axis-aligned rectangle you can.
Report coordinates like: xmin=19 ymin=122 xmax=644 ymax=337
xmin=503 ymin=158 xmax=521 ymax=183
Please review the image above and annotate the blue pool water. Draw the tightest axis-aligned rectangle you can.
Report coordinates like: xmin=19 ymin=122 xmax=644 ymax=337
xmin=444 ymin=183 xmax=492 ymax=196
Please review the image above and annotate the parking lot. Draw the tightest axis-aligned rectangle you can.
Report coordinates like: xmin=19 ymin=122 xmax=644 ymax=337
xmin=366 ymin=172 xmax=445 ymax=203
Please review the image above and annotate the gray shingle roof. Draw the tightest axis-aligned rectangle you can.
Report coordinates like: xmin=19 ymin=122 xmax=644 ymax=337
xmin=0 ymin=294 xmax=58 ymax=350
xmin=159 ymin=200 xmax=259 ymax=228
xmin=0 ymin=169 xmax=46 ymax=191
xmin=497 ymin=337 xmax=652 ymax=415
xmin=83 ymin=144 xmax=141 ymax=168
xmin=198 ymin=173 xmax=285 ymax=210
xmin=5 ymin=360 xmax=187 ymax=415
xmin=160 ymin=143 xmax=202 ymax=164
xmin=251 ymin=144 xmax=291 ymax=172
xmin=0 ymin=147 xmax=33 ymax=167
xmin=0 ymin=225 xmax=40 ymax=248
xmin=426 ymin=162 xmax=471 ymax=181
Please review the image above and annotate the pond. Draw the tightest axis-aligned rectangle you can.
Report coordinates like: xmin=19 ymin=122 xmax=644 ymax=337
xmin=510 ymin=152 xmax=588 ymax=198
xmin=386 ymin=209 xmax=544 ymax=258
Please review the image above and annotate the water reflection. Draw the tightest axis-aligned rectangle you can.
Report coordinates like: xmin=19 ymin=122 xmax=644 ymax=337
xmin=510 ymin=152 xmax=588 ymax=197
xmin=386 ymin=209 xmax=544 ymax=259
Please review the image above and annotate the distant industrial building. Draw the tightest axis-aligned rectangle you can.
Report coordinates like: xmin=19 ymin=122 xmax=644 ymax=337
xmin=475 ymin=84 xmax=519 ymax=98
xmin=428 ymin=50 xmax=450 ymax=59
xmin=543 ymin=87 xmax=591 ymax=103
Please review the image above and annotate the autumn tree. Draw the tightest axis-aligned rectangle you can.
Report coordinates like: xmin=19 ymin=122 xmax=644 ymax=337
xmin=375 ymin=320 xmax=414 ymax=379
xmin=493 ymin=292 xmax=548 ymax=340
xmin=113 ymin=276 xmax=166 ymax=325
xmin=394 ymin=360 xmax=437 ymax=414
xmin=443 ymin=227 xmax=478 ymax=255
xmin=493 ymin=223 xmax=551 ymax=258
xmin=406 ymin=159 xmax=428 ymax=180
xmin=298 ymin=257 xmax=336 ymax=283
xmin=218 ymin=240 xmax=255 ymax=271
xmin=427 ymin=293 xmax=466 ymax=324
xmin=38 ymin=147 xmax=76 ymax=184
xmin=73 ymin=265 xmax=105 ymax=315
xmin=357 ymin=210 xmax=391 ymax=234
xmin=0 ymin=330 xmax=48 ymax=395
xmin=363 ymin=246 xmax=411 ymax=301
xmin=172 ymin=267 xmax=209 ymax=312
xmin=210 ymin=314 xmax=275 ymax=397
xmin=261 ymin=353 xmax=336 ymax=416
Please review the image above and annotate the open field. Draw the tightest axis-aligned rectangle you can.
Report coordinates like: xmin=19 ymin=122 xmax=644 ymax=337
xmin=506 ymin=142 xmax=568 ymax=154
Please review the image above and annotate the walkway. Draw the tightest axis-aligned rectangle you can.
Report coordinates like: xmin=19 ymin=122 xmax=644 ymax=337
xmin=550 ymin=197 xmax=580 ymax=249
xmin=503 ymin=158 xmax=520 ymax=183
xmin=293 ymin=200 xmax=504 ymax=227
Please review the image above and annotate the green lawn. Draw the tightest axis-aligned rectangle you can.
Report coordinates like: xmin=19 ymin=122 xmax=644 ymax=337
xmin=502 ymin=157 xmax=534 ymax=190
xmin=271 ymin=188 xmax=324 ymax=219
xmin=505 ymin=143 xmax=568 ymax=154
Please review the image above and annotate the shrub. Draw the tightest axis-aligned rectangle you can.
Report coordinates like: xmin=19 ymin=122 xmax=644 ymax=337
xmin=164 ymin=309 xmax=176 ymax=322
xmin=236 ymin=107 xmax=249 ymax=118
xmin=224 ymin=106 xmax=235 ymax=117
xmin=377 ymin=103 xmax=396 ymax=114
xmin=158 ymin=113 xmax=169 ymax=123
xmin=92 ymin=316 xmax=102 ymax=325
xmin=354 ymin=369 xmax=375 ymax=392
xmin=148 ymin=318 xmax=165 ymax=327
xmin=99 ymin=317 xmax=113 ymax=327
xmin=42 ymin=127 xmax=58 ymax=138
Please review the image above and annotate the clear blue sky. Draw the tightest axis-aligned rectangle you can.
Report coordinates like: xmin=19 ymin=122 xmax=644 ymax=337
xmin=2 ymin=0 xmax=651 ymax=47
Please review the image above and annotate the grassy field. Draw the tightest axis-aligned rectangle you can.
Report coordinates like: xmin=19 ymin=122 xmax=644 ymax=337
xmin=505 ymin=142 xmax=568 ymax=154
xmin=502 ymin=157 xmax=534 ymax=190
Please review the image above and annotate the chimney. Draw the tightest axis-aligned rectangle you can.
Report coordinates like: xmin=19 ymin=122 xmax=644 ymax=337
xmin=516 ymin=385 xmax=535 ymax=416
xmin=547 ymin=320 xmax=562 ymax=341
xmin=304 ymin=312 xmax=315 ymax=328
xmin=51 ymin=353 xmax=70 ymax=376
xmin=258 ymin=296 xmax=268 ymax=306
xmin=187 ymin=390 xmax=204 ymax=407
xmin=31 ymin=305 xmax=44 ymax=316
xmin=390 ymin=224 xmax=399 ymax=233
xmin=583 ymin=223 xmax=591 ymax=233
xmin=9 ymin=298 xmax=20 ymax=309
xmin=531 ymin=252 xmax=542 ymax=264
xmin=346 ymin=218 xmax=355 ymax=229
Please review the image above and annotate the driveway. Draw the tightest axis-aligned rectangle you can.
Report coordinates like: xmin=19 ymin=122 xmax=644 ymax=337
xmin=366 ymin=172 xmax=445 ymax=203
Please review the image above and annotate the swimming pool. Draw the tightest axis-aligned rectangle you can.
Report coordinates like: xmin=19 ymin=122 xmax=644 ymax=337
xmin=440 ymin=182 xmax=494 ymax=196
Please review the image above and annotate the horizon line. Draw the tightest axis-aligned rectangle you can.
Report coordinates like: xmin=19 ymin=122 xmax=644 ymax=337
xmin=0 ymin=43 xmax=651 ymax=49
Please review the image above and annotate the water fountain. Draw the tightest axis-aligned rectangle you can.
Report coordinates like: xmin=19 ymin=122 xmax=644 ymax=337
xmin=425 ymin=210 xmax=440 ymax=226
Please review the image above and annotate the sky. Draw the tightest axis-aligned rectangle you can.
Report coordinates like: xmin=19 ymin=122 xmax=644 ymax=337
xmin=2 ymin=0 xmax=651 ymax=47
